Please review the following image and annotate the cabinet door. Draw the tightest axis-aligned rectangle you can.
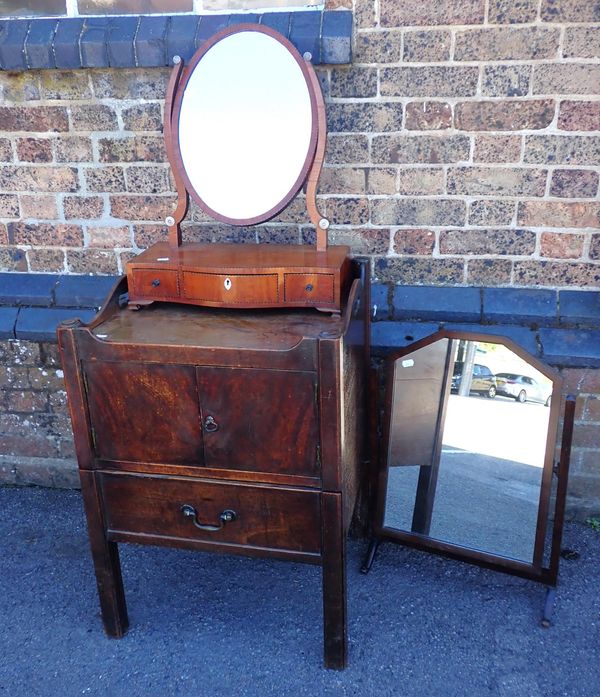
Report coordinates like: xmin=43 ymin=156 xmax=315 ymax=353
xmin=197 ymin=367 xmax=319 ymax=477
xmin=84 ymin=362 xmax=203 ymax=465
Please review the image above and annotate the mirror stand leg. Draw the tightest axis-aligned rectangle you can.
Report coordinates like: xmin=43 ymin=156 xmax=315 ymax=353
xmin=541 ymin=586 xmax=557 ymax=628
xmin=360 ymin=537 xmax=380 ymax=574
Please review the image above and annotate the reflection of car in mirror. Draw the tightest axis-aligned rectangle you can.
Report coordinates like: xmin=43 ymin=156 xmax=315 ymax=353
xmin=495 ymin=373 xmax=552 ymax=406
xmin=451 ymin=362 xmax=497 ymax=398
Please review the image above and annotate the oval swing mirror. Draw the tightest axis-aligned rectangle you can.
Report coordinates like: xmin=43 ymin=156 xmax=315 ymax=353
xmin=172 ymin=25 xmax=318 ymax=226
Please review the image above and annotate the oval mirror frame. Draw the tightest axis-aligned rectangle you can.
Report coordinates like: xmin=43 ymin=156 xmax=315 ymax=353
xmin=168 ymin=24 xmax=320 ymax=228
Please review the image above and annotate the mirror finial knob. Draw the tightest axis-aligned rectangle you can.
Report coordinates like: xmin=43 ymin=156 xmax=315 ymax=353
xmin=172 ymin=55 xmax=181 ymax=65
xmin=165 ymin=216 xmax=175 ymax=226
xmin=303 ymin=52 xmax=312 ymax=62
xmin=318 ymin=218 xmax=330 ymax=230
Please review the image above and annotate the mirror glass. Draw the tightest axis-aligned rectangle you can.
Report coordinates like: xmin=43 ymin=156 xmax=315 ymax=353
xmin=176 ymin=29 xmax=316 ymax=224
xmin=384 ymin=336 xmax=556 ymax=564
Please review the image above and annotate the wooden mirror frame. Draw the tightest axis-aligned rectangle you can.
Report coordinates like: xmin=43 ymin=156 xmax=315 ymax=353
xmin=364 ymin=329 xmax=575 ymax=598
xmin=163 ymin=23 xmax=330 ymax=252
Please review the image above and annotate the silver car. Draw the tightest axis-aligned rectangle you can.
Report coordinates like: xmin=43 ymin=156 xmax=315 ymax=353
xmin=495 ymin=373 xmax=551 ymax=405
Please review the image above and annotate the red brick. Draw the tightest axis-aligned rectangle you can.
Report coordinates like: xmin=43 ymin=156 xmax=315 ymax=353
xmin=0 ymin=248 xmax=27 ymax=271
xmin=325 ymin=135 xmax=369 ymax=165
xmin=326 ymin=229 xmax=390 ymax=255
xmin=319 ymin=167 xmax=366 ymax=195
xmin=87 ymin=226 xmax=131 ymax=248
xmin=590 ymin=234 xmax=600 ymax=260
xmin=558 ymin=102 xmax=600 ymax=132
xmin=84 ymin=166 xmax=126 ymax=193
xmin=0 ymin=224 xmax=7 ymax=245
xmin=20 ymin=194 xmax=58 ymax=219
xmin=397 ymin=168 xmax=444 ymax=196
xmin=513 ymin=261 xmax=600 ymax=287
xmin=393 ymin=229 xmax=435 ymax=255
xmin=110 ymin=195 xmax=177 ymax=221
xmin=39 ymin=70 xmax=92 ymax=100
xmin=365 ymin=168 xmax=396 ymax=195
xmin=16 ymin=138 xmax=53 ymax=163
xmin=440 ymin=228 xmax=536 ymax=256
xmin=488 ymin=0 xmax=538 ymax=23
xmin=455 ymin=100 xmax=555 ymax=131
xmin=122 ymin=103 xmax=163 ymax=131
xmin=563 ymin=27 xmax=600 ymax=59
xmin=518 ymin=201 xmax=599 ymax=228
xmin=0 ymin=194 xmax=19 ymax=218
xmin=405 ymin=102 xmax=451 ymax=131
xmin=469 ymin=200 xmax=515 ymax=226
xmin=133 ymin=224 xmax=168 ymax=248
xmin=27 ymin=249 xmax=66 ymax=272
xmin=541 ymin=0 xmax=600 ymax=22
xmin=372 ymin=135 xmax=469 ymax=165
xmin=98 ymin=136 xmax=165 ymax=163
xmin=55 ymin=136 xmax=93 ymax=163
xmin=354 ymin=31 xmax=402 ymax=63
xmin=331 ymin=67 xmax=377 ymax=99
xmin=0 ymin=106 xmax=68 ymax=132
xmin=473 ymin=135 xmax=522 ymax=164
xmin=467 ymin=259 xmax=512 ymax=285
xmin=63 ymin=196 xmax=104 ymax=219
xmin=8 ymin=222 xmax=83 ymax=246
xmin=550 ymin=169 xmax=598 ymax=198
xmin=66 ymin=249 xmax=119 ymax=274
xmin=375 ymin=257 xmax=464 ymax=285
xmin=540 ymin=232 xmax=585 ymax=259
xmin=323 ymin=198 xmax=369 ymax=226
xmin=455 ymin=27 xmax=559 ymax=61
xmin=70 ymin=105 xmax=118 ymax=131
xmin=380 ymin=0 xmax=484 ymax=26
xmin=381 ymin=67 xmax=478 ymax=98
xmin=562 ymin=369 xmax=600 ymax=394
xmin=402 ymin=30 xmax=451 ymax=62
xmin=0 ymin=138 xmax=12 ymax=161
xmin=0 ymin=166 xmax=78 ymax=193
xmin=533 ymin=65 xmax=600 ymax=95
xmin=447 ymin=167 xmax=547 ymax=197
xmin=125 ymin=166 xmax=170 ymax=194
xmin=91 ymin=68 xmax=170 ymax=100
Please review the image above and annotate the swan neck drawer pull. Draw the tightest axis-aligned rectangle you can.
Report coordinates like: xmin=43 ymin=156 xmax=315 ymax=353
xmin=180 ymin=504 xmax=237 ymax=532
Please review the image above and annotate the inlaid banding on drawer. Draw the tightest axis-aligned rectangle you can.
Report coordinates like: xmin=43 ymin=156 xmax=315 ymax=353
xmin=182 ymin=271 xmax=279 ymax=304
xmin=99 ymin=472 xmax=321 ymax=554
xmin=131 ymin=268 xmax=179 ymax=298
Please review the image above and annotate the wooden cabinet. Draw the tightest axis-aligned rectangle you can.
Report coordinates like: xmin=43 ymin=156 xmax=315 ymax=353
xmin=58 ymin=261 xmax=369 ymax=669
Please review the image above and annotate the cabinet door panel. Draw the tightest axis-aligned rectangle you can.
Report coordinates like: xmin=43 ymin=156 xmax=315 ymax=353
xmin=84 ymin=362 xmax=202 ymax=465
xmin=197 ymin=367 xmax=319 ymax=477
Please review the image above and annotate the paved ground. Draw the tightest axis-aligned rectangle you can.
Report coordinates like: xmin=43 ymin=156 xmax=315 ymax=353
xmin=0 ymin=486 xmax=598 ymax=697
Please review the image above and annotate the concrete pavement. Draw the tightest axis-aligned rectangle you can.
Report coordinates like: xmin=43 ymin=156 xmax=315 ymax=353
xmin=0 ymin=486 xmax=598 ymax=697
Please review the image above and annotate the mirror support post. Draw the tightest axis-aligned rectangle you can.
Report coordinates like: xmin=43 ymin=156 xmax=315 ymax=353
xmin=304 ymin=59 xmax=329 ymax=253
xmin=164 ymin=56 xmax=188 ymax=248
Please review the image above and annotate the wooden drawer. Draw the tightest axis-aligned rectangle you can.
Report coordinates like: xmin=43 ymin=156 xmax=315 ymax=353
xmin=100 ymin=472 xmax=322 ymax=555
xmin=131 ymin=268 xmax=179 ymax=298
xmin=182 ymin=271 xmax=278 ymax=304
xmin=284 ymin=273 xmax=334 ymax=303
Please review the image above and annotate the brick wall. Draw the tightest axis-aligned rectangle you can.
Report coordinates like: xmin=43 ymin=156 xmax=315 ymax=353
xmin=0 ymin=0 xmax=598 ymax=518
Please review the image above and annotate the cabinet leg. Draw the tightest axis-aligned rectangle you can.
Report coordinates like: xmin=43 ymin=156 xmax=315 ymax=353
xmin=321 ymin=492 xmax=347 ymax=670
xmin=80 ymin=470 xmax=129 ymax=638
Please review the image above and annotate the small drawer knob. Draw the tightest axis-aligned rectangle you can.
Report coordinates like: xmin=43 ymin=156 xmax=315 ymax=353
xmin=151 ymin=279 xmax=161 ymax=287
xmin=305 ymin=283 xmax=314 ymax=293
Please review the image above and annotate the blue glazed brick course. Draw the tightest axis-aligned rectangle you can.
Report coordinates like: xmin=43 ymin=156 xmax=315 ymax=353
xmin=80 ymin=17 xmax=109 ymax=68
xmin=166 ymin=15 xmax=199 ymax=64
xmin=440 ymin=322 xmax=540 ymax=358
xmin=135 ymin=16 xmax=168 ymax=68
xmin=0 ymin=273 xmax=57 ymax=307
xmin=321 ymin=10 xmax=352 ymax=64
xmin=0 ymin=307 xmax=18 ymax=340
xmin=483 ymin=288 xmax=558 ymax=325
xmin=16 ymin=307 xmax=97 ymax=342
xmin=371 ymin=283 xmax=390 ymax=320
xmin=0 ymin=19 xmax=29 ymax=70
xmin=0 ymin=12 xmax=352 ymax=70
xmin=53 ymin=18 xmax=84 ymax=69
xmin=54 ymin=275 xmax=118 ymax=308
xmin=25 ymin=19 xmax=57 ymax=70
xmin=371 ymin=321 xmax=440 ymax=351
xmin=107 ymin=16 xmax=138 ymax=68
xmin=540 ymin=328 xmax=600 ymax=368
xmin=394 ymin=286 xmax=481 ymax=322
xmin=290 ymin=11 xmax=321 ymax=63
xmin=559 ymin=291 xmax=600 ymax=327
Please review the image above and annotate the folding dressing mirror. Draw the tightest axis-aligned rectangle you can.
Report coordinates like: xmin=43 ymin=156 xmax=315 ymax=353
xmin=364 ymin=330 xmax=575 ymax=624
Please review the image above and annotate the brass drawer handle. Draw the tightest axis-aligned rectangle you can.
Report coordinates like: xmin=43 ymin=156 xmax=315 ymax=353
xmin=151 ymin=279 xmax=161 ymax=287
xmin=180 ymin=504 xmax=237 ymax=532
xmin=203 ymin=415 xmax=219 ymax=432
